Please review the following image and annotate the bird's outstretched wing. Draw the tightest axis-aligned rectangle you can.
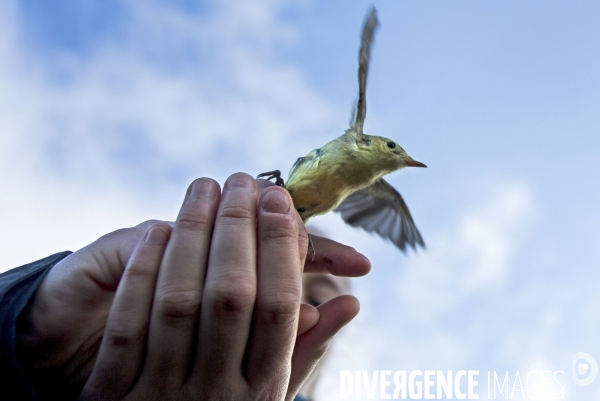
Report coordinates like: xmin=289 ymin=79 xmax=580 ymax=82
xmin=334 ymin=179 xmax=425 ymax=251
xmin=351 ymin=7 xmax=379 ymax=134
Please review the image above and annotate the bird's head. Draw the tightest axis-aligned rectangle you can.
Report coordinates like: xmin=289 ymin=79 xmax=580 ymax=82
xmin=362 ymin=135 xmax=427 ymax=174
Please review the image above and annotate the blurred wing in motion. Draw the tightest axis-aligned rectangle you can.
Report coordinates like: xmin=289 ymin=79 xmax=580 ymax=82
xmin=335 ymin=179 xmax=425 ymax=251
xmin=351 ymin=7 xmax=379 ymax=134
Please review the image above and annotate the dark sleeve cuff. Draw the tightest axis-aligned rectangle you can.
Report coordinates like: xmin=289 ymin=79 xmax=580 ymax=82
xmin=0 ymin=252 xmax=73 ymax=401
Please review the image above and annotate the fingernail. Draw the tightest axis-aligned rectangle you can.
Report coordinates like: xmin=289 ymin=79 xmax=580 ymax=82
xmin=261 ymin=189 xmax=291 ymax=214
xmin=187 ymin=178 xmax=220 ymax=199
xmin=225 ymin=173 xmax=254 ymax=191
xmin=144 ymin=226 xmax=170 ymax=245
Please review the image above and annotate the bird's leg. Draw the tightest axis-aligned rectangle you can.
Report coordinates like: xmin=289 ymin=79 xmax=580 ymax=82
xmin=307 ymin=233 xmax=316 ymax=262
xmin=256 ymin=170 xmax=285 ymax=187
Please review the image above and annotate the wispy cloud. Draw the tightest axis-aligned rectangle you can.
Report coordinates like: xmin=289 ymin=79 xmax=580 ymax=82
xmin=313 ymin=181 xmax=540 ymax=399
xmin=0 ymin=0 xmax=336 ymax=268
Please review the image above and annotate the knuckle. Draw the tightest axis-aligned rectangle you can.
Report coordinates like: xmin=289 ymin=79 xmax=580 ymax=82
xmin=139 ymin=219 xmax=163 ymax=228
xmin=255 ymin=292 xmax=300 ymax=326
xmin=96 ymin=227 xmax=131 ymax=243
xmin=123 ymin=261 xmax=155 ymax=281
xmin=176 ymin=207 xmax=214 ymax=233
xmin=217 ymin=203 xmax=255 ymax=223
xmin=147 ymin=221 xmax=172 ymax=231
xmin=260 ymin=217 xmax=297 ymax=243
xmin=105 ymin=313 xmax=147 ymax=348
xmin=208 ymin=276 xmax=256 ymax=315
xmin=156 ymin=287 xmax=202 ymax=318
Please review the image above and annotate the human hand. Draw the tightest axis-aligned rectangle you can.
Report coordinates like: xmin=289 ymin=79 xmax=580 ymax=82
xmin=17 ymin=173 xmax=371 ymax=399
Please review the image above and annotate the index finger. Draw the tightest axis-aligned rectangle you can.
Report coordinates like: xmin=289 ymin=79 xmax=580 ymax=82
xmin=245 ymin=186 xmax=303 ymax=386
xmin=304 ymin=235 xmax=371 ymax=277
xmin=257 ymin=179 xmax=371 ymax=277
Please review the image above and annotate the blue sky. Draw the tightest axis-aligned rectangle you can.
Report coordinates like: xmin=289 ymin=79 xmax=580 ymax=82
xmin=2 ymin=0 xmax=600 ymax=399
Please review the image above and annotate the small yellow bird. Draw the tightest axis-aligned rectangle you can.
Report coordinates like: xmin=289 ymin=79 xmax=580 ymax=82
xmin=258 ymin=7 xmax=426 ymax=251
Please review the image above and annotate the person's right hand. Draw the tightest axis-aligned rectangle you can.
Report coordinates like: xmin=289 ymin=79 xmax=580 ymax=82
xmin=17 ymin=173 xmax=371 ymax=399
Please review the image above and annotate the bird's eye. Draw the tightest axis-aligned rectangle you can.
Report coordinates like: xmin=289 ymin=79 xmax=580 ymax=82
xmin=387 ymin=142 xmax=396 ymax=149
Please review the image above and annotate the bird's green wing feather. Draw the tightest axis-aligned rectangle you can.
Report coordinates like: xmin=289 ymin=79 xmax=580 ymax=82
xmin=286 ymin=148 xmax=323 ymax=186
xmin=334 ymin=178 xmax=425 ymax=251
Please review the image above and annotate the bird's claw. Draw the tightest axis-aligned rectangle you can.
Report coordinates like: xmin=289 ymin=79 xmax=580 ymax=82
xmin=256 ymin=170 xmax=285 ymax=187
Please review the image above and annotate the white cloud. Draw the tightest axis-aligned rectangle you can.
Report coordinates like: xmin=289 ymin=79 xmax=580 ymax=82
xmin=0 ymin=0 xmax=336 ymax=269
xmin=395 ymin=181 xmax=537 ymax=325
xmin=458 ymin=182 xmax=536 ymax=290
xmin=311 ymin=180 xmax=540 ymax=400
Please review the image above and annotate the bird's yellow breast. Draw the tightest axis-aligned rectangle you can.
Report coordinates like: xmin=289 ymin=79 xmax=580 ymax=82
xmin=285 ymin=138 xmax=381 ymax=222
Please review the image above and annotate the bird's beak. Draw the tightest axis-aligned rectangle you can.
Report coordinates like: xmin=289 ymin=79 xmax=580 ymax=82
xmin=404 ymin=155 xmax=427 ymax=168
